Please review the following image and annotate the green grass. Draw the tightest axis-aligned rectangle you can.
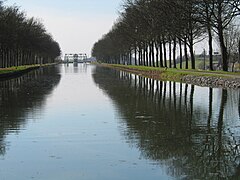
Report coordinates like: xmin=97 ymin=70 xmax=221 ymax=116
xmin=103 ymin=63 xmax=240 ymax=82
xmin=176 ymin=59 xmax=204 ymax=69
xmin=0 ymin=66 xmax=26 ymax=74
xmin=0 ymin=63 xmax=59 ymax=75
xmin=0 ymin=64 xmax=40 ymax=75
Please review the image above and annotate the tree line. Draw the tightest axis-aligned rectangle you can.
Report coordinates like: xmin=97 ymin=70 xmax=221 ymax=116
xmin=92 ymin=0 xmax=240 ymax=71
xmin=0 ymin=1 xmax=61 ymax=68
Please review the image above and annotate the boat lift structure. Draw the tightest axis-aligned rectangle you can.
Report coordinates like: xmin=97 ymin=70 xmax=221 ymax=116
xmin=64 ymin=53 xmax=88 ymax=63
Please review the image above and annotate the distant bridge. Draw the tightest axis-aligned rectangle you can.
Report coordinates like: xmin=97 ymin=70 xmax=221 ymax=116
xmin=64 ymin=53 xmax=88 ymax=63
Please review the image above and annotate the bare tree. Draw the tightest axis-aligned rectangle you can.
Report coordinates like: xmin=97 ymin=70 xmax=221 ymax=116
xmin=210 ymin=0 xmax=240 ymax=71
xmin=224 ymin=23 xmax=240 ymax=71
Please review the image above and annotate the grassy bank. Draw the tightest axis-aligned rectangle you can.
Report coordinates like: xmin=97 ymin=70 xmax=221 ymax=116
xmin=0 ymin=65 xmax=39 ymax=74
xmin=101 ymin=64 xmax=240 ymax=82
xmin=0 ymin=63 xmax=58 ymax=78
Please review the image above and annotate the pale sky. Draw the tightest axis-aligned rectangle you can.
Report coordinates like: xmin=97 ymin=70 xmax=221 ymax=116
xmin=4 ymin=0 xmax=219 ymax=58
xmin=5 ymin=0 xmax=121 ymax=56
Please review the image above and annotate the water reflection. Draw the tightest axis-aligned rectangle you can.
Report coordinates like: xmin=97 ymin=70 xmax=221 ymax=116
xmin=0 ymin=66 xmax=61 ymax=156
xmin=93 ymin=66 xmax=240 ymax=179
xmin=64 ymin=63 xmax=88 ymax=74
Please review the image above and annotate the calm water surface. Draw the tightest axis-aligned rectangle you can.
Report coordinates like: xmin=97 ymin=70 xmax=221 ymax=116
xmin=0 ymin=64 xmax=239 ymax=180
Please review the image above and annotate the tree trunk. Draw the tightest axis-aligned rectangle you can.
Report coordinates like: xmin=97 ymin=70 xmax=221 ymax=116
xmin=179 ymin=38 xmax=183 ymax=69
xmin=218 ymin=28 xmax=228 ymax=71
xmin=141 ymin=47 xmax=143 ymax=65
xmin=217 ymin=1 xmax=228 ymax=71
xmin=232 ymin=62 xmax=236 ymax=72
xmin=129 ymin=50 xmax=132 ymax=65
xmin=151 ymin=41 xmax=155 ymax=67
xmin=208 ymin=26 xmax=213 ymax=70
xmin=155 ymin=42 xmax=159 ymax=67
xmin=148 ymin=42 xmax=152 ymax=66
xmin=134 ymin=45 xmax=137 ymax=65
xmin=0 ymin=46 xmax=2 ymax=68
xmin=169 ymin=40 xmax=172 ymax=68
xmin=163 ymin=38 xmax=167 ymax=67
xmin=189 ymin=42 xmax=195 ymax=69
xmin=143 ymin=44 xmax=145 ymax=66
xmin=173 ymin=38 xmax=177 ymax=68
xmin=138 ymin=48 xmax=141 ymax=66
xmin=145 ymin=44 xmax=148 ymax=66
xmin=189 ymin=35 xmax=195 ymax=69
xmin=184 ymin=37 xmax=189 ymax=69
xmin=159 ymin=41 xmax=163 ymax=67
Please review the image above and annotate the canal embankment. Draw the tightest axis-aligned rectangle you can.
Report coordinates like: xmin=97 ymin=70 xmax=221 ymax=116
xmin=99 ymin=64 xmax=240 ymax=89
xmin=0 ymin=63 xmax=59 ymax=80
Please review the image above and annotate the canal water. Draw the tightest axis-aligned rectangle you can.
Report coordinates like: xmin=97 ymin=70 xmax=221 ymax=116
xmin=0 ymin=64 xmax=239 ymax=180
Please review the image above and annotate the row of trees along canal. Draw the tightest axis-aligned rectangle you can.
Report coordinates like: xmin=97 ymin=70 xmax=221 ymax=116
xmin=92 ymin=0 xmax=240 ymax=71
xmin=0 ymin=1 xmax=61 ymax=68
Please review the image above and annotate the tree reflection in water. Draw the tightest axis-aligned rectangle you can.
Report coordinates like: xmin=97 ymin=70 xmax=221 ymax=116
xmin=0 ymin=66 xmax=61 ymax=156
xmin=93 ymin=66 xmax=240 ymax=179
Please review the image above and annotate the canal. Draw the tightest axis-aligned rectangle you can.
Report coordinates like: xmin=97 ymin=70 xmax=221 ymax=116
xmin=0 ymin=64 xmax=239 ymax=179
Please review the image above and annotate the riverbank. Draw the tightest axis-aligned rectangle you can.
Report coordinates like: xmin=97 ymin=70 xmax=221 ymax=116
xmin=99 ymin=64 xmax=240 ymax=89
xmin=0 ymin=63 xmax=58 ymax=80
